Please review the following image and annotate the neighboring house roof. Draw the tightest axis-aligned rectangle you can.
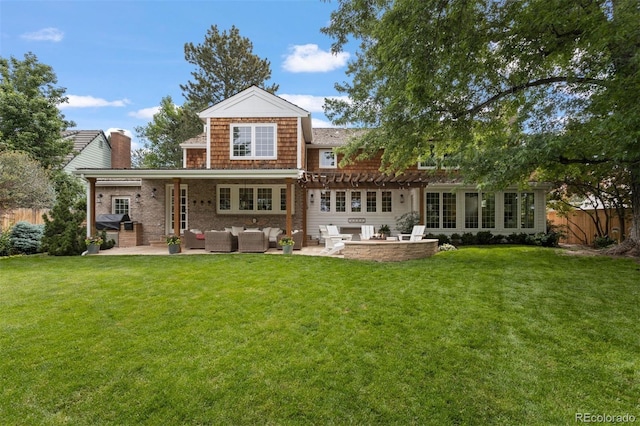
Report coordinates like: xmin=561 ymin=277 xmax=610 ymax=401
xmin=62 ymin=130 xmax=110 ymax=167
xmin=310 ymin=128 xmax=368 ymax=147
xmin=180 ymin=133 xmax=207 ymax=148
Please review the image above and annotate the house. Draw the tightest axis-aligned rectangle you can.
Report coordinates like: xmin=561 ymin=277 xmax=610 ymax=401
xmin=75 ymin=86 xmax=549 ymax=247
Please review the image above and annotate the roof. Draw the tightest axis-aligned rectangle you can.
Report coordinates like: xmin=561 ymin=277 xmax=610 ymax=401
xmin=310 ymin=128 xmax=368 ymax=147
xmin=61 ymin=130 xmax=109 ymax=165
xmin=181 ymin=133 xmax=207 ymax=148
xmin=199 ymin=86 xmax=313 ymax=142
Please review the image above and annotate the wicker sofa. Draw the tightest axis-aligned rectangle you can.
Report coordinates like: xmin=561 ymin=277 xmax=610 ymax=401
xmin=237 ymin=230 xmax=270 ymax=253
xmin=277 ymin=230 xmax=303 ymax=250
xmin=184 ymin=230 xmax=206 ymax=249
xmin=205 ymin=231 xmax=238 ymax=252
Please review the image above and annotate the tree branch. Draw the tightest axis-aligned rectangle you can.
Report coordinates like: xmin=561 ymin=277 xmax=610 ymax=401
xmin=458 ymin=76 xmax=606 ymax=118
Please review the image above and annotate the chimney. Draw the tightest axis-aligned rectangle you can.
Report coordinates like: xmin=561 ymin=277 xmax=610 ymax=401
xmin=110 ymin=130 xmax=131 ymax=169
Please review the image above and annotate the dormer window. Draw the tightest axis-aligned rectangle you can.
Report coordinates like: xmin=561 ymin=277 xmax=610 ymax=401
xmin=230 ymin=123 xmax=277 ymax=159
xmin=319 ymin=149 xmax=336 ymax=168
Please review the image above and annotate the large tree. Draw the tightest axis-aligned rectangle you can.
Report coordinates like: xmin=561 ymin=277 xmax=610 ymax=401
xmin=0 ymin=150 xmax=55 ymax=211
xmin=136 ymin=25 xmax=279 ymax=167
xmin=181 ymin=24 xmax=279 ymax=110
xmin=134 ymin=96 xmax=202 ymax=168
xmin=322 ymin=0 xmax=640 ymax=254
xmin=0 ymin=53 xmax=74 ymax=169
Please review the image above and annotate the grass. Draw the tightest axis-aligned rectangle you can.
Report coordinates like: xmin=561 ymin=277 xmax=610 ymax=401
xmin=1 ymin=247 xmax=639 ymax=425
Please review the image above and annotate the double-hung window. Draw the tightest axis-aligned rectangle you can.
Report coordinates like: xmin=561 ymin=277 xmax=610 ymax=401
xmin=230 ymin=124 xmax=276 ymax=159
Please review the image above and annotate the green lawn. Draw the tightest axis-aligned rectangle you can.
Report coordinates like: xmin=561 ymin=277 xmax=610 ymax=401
xmin=1 ymin=247 xmax=638 ymax=425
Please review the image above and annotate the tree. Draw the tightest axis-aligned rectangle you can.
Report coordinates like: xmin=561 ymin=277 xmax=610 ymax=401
xmin=181 ymin=24 xmax=278 ymax=110
xmin=135 ymin=25 xmax=279 ymax=168
xmin=41 ymin=173 xmax=87 ymax=256
xmin=322 ymin=0 xmax=640 ymax=254
xmin=134 ymin=96 xmax=202 ymax=168
xmin=0 ymin=53 xmax=74 ymax=169
xmin=0 ymin=150 xmax=55 ymax=211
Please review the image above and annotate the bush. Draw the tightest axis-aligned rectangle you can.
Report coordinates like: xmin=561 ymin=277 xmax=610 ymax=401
xmin=0 ymin=225 xmax=12 ymax=256
xmin=476 ymin=231 xmax=494 ymax=245
xmin=450 ymin=233 xmax=462 ymax=245
xmin=438 ymin=243 xmax=457 ymax=252
xmin=594 ymin=235 xmax=616 ymax=249
xmin=507 ymin=232 xmax=530 ymax=245
xmin=435 ymin=234 xmax=451 ymax=245
xmin=99 ymin=230 xmax=116 ymax=250
xmin=395 ymin=211 xmax=421 ymax=234
xmin=10 ymin=222 xmax=44 ymax=255
xmin=461 ymin=232 xmax=477 ymax=245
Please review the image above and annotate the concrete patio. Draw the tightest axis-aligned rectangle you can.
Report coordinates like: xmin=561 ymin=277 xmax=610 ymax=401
xmin=94 ymin=244 xmax=335 ymax=257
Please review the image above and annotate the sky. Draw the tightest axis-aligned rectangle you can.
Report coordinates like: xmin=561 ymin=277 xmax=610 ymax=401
xmin=0 ymin=0 xmax=354 ymax=149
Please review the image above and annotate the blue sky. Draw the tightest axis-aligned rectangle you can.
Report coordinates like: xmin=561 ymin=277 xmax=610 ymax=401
xmin=0 ymin=0 xmax=353 ymax=148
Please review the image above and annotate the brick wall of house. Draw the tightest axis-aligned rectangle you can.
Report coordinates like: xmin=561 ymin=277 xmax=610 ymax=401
xmin=209 ymin=117 xmax=299 ymax=169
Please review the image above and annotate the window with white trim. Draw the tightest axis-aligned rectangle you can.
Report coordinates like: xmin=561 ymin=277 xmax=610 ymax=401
xmin=504 ymin=192 xmax=535 ymax=229
xmin=112 ymin=197 xmax=130 ymax=215
xmin=319 ymin=149 xmax=336 ymax=168
xmin=426 ymin=192 xmax=457 ymax=229
xmin=230 ymin=124 xmax=276 ymax=159
xmin=217 ymin=184 xmax=293 ymax=214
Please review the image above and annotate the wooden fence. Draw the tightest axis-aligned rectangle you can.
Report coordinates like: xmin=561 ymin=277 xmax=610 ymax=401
xmin=547 ymin=209 xmax=632 ymax=246
xmin=1 ymin=208 xmax=50 ymax=229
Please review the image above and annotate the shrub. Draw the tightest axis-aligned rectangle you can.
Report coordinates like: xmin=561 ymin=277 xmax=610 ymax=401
xmin=476 ymin=231 xmax=494 ymax=245
xmin=98 ymin=230 xmax=116 ymax=250
xmin=594 ymin=235 xmax=616 ymax=249
xmin=0 ymin=224 xmax=13 ymax=256
xmin=507 ymin=232 xmax=530 ymax=245
xmin=438 ymin=243 xmax=457 ymax=252
xmin=10 ymin=222 xmax=44 ymax=255
xmin=41 ymin=177 xmax=87 ymax=256
xmin=435 ymin=234 xmax=451 ymax=245
xmin=450 ymin=233 xmax=462 ymax=245
xmin=395 ymin=211 xmax=420 ymax=234
xmin=461 ymin=232 xmax=477 ymax=245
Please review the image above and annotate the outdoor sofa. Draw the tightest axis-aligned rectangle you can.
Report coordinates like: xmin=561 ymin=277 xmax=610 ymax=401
xmin=205 ymin=230 xmax=238 ymax=252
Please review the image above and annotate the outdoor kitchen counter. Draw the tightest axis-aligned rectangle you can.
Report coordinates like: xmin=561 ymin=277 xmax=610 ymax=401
xmin=342 ymin=239 xmax=439 ymax=262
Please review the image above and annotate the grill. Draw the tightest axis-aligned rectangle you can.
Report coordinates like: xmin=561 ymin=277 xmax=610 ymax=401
xmin=96 ymin=214 xmax=130 ymax=231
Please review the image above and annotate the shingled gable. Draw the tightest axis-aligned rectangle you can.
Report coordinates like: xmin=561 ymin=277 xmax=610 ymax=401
xmin=198 ymin=85 xmax=313 ymax=143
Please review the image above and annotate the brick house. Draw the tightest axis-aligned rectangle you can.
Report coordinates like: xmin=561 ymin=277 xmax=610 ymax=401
xmin=76 ymin=86 xmax=549 ymax=246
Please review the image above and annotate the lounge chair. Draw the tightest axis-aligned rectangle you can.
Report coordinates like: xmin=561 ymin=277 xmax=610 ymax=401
xmin=237 ymin=231 xmax=269 ymax=253
xmin=360 ymin=225 xmax=375 ymax=240
xmin=184 ymin=230 xmax=206 ymax=249
xmin=399 ymin=225 xmax=426 ymax=241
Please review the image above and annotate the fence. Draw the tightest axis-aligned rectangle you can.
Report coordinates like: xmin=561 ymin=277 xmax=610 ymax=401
xmin=1 ymin=208 xmax=50 ymax=229
xmin=548 ymin=209 xmax=632 ymax=246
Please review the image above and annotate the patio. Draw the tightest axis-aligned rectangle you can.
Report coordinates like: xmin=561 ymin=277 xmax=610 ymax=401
xmin=94 ymin=244 xmax=332 ymax=257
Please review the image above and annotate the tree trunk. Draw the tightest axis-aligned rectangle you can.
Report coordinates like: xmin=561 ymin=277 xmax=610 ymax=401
xmin=607 ymin=167 xmax=640 ymax=256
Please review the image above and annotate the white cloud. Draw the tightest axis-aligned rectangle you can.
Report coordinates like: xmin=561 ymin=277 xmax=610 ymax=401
xmin=104 ymin=128 xmax=134 ymax=139
xmin=280 ymin=94 xmax=350 ymax=114
xmin=128 ymin=106 xmax=160 ymax=120
xmin=282 ymin=44 xmax=349 ymax=73
xmin=60 ymin=95 xmax=131 ymax=109
xmin=21 ymin=27 xmax=64 ymax=42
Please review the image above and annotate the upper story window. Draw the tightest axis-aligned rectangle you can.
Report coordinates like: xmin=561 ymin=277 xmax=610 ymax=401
xmin=319 ymin=149 xmax=336 ymax=168
xmin=418 ymin=145 xmax=455 ymax=170
xmin=230 ymin=123 xmax=277 ymax=159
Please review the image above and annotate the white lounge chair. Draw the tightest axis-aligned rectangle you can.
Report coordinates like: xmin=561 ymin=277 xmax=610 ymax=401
xmin=320 ymin=225 xmax=352 ymax=254
xmin=360 ymin=225 xmax=375 ymax=240
xmin=399 ymin=225 xmax=426 ymax=241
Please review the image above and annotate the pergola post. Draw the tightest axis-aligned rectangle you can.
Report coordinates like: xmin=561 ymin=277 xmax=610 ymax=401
xmin=88 ymin=177 xmax=97 ymax=237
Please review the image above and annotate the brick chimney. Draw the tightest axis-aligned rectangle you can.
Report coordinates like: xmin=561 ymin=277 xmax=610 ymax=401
xmin=110 ymin=130 xmax=131 ymax=169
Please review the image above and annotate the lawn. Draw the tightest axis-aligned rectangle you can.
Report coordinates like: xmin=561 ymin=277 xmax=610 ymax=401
xmin=1 ymin=247 xmax=638 ymax=425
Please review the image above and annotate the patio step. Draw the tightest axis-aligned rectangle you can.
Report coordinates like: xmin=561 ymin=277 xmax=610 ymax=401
xmin=149 ymin=240 xmax=166 ymax=248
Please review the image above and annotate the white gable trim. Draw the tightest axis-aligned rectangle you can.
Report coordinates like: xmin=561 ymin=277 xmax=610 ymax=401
xmin=199 ymin=86 xmax=309 ymax=118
